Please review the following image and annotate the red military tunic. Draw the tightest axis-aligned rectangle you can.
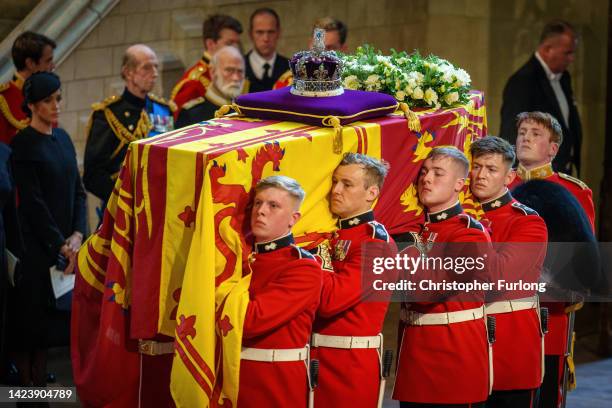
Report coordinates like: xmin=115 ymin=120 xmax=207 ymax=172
xmin=510 ymin=163 xmax=595 ymax=231
xmin=393 ymin=202 xmax=492 ymax=404
xmin=510 ymin=163 xmax=594 ymax=356
xmin=239 ymin=233 xmax=322 ymax=408
xmin=272 ymin=70 xmax=293 ymax=89
xmin=170 ymin=53 xmax=212 ymax=119
xmin=480 ymin=190 xmax=547 ymax=391
xmin=0 ymin=75 xmax=28 ymax=145
xmin=312 ymin=210 xmax=394 ymax=408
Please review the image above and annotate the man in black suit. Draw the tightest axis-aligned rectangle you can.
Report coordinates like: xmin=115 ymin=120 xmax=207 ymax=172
xmin=245 ymin=8 xmax=291 ymax=93
xmin=500 ymin=20 xmax=582 ymax=175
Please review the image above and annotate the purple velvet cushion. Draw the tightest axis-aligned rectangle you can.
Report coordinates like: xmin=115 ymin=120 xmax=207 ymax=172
xmin=234 ymin=87 xmax=398 ymax=126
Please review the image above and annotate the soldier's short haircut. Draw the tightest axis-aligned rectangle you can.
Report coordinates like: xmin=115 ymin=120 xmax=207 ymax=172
xmin=249 ymin=7 xmax=280 ymax=31
xmin=338 ymin=153 xmax=389 ymax=189
xmin=516 ymin=111 xmax=564 ymax=145
xmin=470 ymin=136 xmax=516 ymax=169
xmin=427 ymin=147 xmax=469 ymax=178
xmin=255 ymin=175 xmax=305 ymax=208
xmin=203 ymin=14 xmax=243 ymax=41
xmin=12 ymin=31 xmax=56 ymax=71
xmin=313 ymin=17 xmax=348 ymax=45
xmin=539 ymin=19 xmax=576 ymax=44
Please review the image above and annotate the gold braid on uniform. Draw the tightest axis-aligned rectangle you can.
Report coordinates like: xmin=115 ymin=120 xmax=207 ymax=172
xmin=104 ymin=108 xmax=152 ymax=159
xmin=0 ymin=93 xmax=29 ymax=130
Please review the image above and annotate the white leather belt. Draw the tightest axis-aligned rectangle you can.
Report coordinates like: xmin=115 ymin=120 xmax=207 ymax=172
xmin=138 ymin=340 xmax=174 ymax=355
xmin=241 ymin=346 xmax=309 ymax=362
xmin=311 ymin=333 xmax=382 ymax=349
xmin=401 ymin=306 xmax=485 ymax=326
xmin=485 ymin=296 xmax=538 ymax=315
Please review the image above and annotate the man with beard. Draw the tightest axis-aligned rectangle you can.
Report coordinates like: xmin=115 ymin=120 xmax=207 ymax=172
xmin=470 ymin=136 xmax=548 ymax=407
xmin=84 ymin=44 xmax=174 ymax=209
xmin=176 ymin=46 xmax=245 ymax=128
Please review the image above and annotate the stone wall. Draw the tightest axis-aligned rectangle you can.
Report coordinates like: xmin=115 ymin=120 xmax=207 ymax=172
xmin=51 ymin=0 xmax=608 ymax=226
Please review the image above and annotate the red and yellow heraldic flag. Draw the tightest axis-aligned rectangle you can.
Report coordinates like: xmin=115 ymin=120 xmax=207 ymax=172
xmin=72 ymin=92 xmax=486 ymax=407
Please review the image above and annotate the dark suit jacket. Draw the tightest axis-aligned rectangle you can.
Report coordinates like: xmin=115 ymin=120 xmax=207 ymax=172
xmin=245 ymin=51 xmax=290 ymax=93
xmin=499 ymin=55 xmax=582 ymax=175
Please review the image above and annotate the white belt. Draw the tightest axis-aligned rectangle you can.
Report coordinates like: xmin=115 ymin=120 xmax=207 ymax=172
xmin=485 ymin=296 xmax=538 ymax=315
xmin=241 ymin=346 xmax=309 ymax=362
xmin=401 ymin=306 xmax=485 ymax=326
xmin=311 ymin=333 xmax=381 ymax=349
xmin=138 ymin=340 xmax=174 ymax=355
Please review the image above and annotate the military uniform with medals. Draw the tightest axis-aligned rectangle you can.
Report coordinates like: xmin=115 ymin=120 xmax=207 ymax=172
xmin=393 ymin=203 xmax=492 ymax=406
xmin=312 ymin=210 xmax=395 ymax=408
xmin=83 ymin=89 xmax=174 ymax=205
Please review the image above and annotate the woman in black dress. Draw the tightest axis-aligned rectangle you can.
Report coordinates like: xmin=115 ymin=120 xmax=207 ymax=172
xmin=9 ymin=72 xmax=87 ymax=387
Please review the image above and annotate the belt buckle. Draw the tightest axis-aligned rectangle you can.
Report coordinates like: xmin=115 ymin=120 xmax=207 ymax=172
xmin=139 ymin=340 xmax=154 ymax=356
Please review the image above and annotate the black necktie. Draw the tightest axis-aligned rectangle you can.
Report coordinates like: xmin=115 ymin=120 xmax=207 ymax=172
xmin=262 ymin=63 xmax=271 ymax=80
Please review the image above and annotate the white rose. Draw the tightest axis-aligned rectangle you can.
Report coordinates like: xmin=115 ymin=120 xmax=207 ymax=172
xmin=412 ymin=87 xmax=424 ymax=100
xmin=343 ymin=75 xmax=361 ymax=90
xmin=395 ymin=90 xmax=406 ymax=101
xmin=444 ymin=91 xmax=459 ymax=105
xmin=424 ymin=88 xmax=438 ymax=105
xmin=454 ymin=68 xmax=471 ymax=87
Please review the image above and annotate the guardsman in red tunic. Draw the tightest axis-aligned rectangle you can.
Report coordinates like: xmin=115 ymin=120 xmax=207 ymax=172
xmin=170 ymin=14 xmax=243 ymax=118
xmin=393 ymin=147 xmax=492 ymax=408
xmin=470 ymin=136 xmax=548 ymax=407
xmin=312 ymin=153 xmax=395 ymax=408
xmin=508 ymin=111 xmax=594 ymax=408
xmin=239 ymin=175 xmax=322 ymax=408
xmin=1 ymin=31 xmax=55 ymax=145
xmin=509 ymin=111 xmax=594 ymax=230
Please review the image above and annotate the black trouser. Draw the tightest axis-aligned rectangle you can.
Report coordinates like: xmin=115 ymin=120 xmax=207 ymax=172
xmin=486 ymin=389 xmax=538 ymax=408
xmin=400 ymin=402 xmax=486 ymax=408
xmin=538 ymin=355 xmax=562 ymax=408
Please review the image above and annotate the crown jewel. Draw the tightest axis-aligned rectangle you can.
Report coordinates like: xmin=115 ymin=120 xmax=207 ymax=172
xmin=290 ymin=28 xmax=344 ymax=97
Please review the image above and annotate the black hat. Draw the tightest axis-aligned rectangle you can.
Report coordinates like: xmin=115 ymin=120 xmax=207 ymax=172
xmin=21 ymin=71 xmax=61 ymax=116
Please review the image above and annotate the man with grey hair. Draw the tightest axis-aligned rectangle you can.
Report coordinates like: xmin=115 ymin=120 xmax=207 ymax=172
xmin=312 ymin=152 xmax=395 ymax=407
xmin=393 ymin=147 xmax=493 ymax=407
xmin=176 ymin=46 xmax=245 ymax=127
xmin=84 ymin=44 xmax=174 ymax=209
xmin=500 ymin=20 xmax=582 ymax=175
xmin=238 ymin=175 xmax=322 ymax=408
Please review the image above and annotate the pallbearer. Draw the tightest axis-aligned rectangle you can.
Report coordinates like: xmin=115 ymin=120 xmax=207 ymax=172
xmin=393 ymin=147 xmax=492 ymax=408
xmin=470 ymin=136 xmax=548 ymax=407
xmin=312 ymin=153 xmax=395 ymax=408
xmin=239 ymin=176 xmax=322 ymax=408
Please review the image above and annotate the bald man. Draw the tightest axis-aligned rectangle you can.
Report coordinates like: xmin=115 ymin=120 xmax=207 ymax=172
xmin=176 ymin=46 xmax=245 ymax=128
xmin=84 ymin=44 xmax=175 ymax=211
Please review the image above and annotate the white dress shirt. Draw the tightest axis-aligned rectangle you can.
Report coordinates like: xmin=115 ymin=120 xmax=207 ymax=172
xmin=249 ymin=50 xmax=277 ymax=81
xmin=535 ymin=51 xmax=570 ymax=127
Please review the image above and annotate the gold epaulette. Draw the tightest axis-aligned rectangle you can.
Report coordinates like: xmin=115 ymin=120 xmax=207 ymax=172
xmin=148 ymin=93 xmax=177 ymax=112
xmin=0 ymin=91 xmax=28 ymax=130
xmin=276 ymin=70 xmax=293 ymax=84
xmin=558 ymin=172 xmax=589 ymax=190
xmin=92 ymin=95 xmax=120 ymax=111
xmin=182 ymin=97 xmax=206 ymax=111
xmin=0 ymin=82 xmax=9 ymax=93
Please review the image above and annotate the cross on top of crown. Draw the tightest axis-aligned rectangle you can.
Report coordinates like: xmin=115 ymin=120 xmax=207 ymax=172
xmin=313 ymin=28 xmax=326 ymax=52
